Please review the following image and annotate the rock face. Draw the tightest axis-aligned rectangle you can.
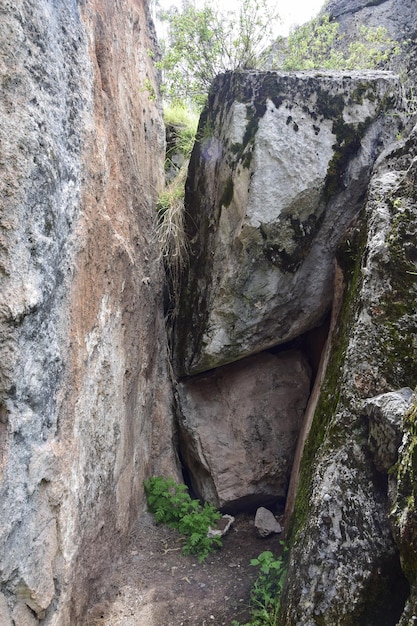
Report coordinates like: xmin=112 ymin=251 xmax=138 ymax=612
xmin=325 ymin=0 xmax=417 ymax=41
xmin=0 ymin=1 xmax=178 ymax=624
xmin=177 ymin=351 xmax=311 ymax=510
xmin=174 ymin=70 xmax=401 ymax=376
xmin=391 ymin=391 xmax=417 ymax=624
xmin=281 ymin=123 xmax=417 ymax=624
xmin=364 ymin=388 xmax=413 ymax=473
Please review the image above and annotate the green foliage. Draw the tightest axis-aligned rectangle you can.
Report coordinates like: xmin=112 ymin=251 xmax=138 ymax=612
xmin=157 ymin=0 xmax=279 ymax=107
xmin=142 ymin=77 xmax=157 ymax=101
xmin=233 ymin=547 xmax=288 ymax=626
xmin=275 ymin=14 xmax=400 ymax=70
xmin=163 ymin=102 xmax=199 ymax=168
xmin=157 ymin=2 xmax=400 ymax=107
xmin=144 ymin=476 xmax=222 ymax=562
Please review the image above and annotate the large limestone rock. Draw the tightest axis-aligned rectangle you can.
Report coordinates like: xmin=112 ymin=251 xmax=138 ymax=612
xmin=174 ymin=70 xmax=402 ymax=376
xmin=177 ymin=351 xmax=311 ymax=510
xmin=281 ymin=124 xmax=417 ymax=624
xmin=0 ymin=1 xmax=177 ymax=623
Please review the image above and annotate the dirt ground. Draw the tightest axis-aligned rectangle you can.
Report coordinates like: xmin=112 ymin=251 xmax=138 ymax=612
xmin=87 ymin=511 xmax=284 ymax=626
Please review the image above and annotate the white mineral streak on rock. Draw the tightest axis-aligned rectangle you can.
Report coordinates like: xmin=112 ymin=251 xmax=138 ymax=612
xmin=227 ymin=102 xmax=249 ymax=145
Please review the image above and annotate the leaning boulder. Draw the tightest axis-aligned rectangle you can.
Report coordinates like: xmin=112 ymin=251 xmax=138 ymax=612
xmin=174 ymin=70 xmax=401 ymax=375
xmin=177 ymin=351 xmax=311 ymax=510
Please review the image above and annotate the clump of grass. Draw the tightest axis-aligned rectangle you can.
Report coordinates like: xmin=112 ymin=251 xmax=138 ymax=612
xmin=155 ymin=102 xmax=199 ymax=316
xmin=156 ymin=166 xmax=189 ymax=316
xmin=164 ymin=102 xmax=199 ymax=158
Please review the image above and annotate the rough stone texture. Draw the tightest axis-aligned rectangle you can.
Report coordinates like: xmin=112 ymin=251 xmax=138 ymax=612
xmin=11 ymin=602 xmax=38 ymax=626
xmin=0 ymin=592 xmax=12 ymax=626
xmin=177 ymin=351 xmax=311 ymax=510
xmin=363 ymin=388 xmax=413 ymax=472
xmin=0 ymin=1 xmax=178 ymax=624
xmin=325 ymin=0 xmax=417 ymax=42
xmin=174 ymin=70 xmax=402 ymax=376
xmin=254 ymin=507 xmax=282 ymax=537
xmin=281 ymin=124 xmax=417 ymax=624
xmin=391 ymin=391 xmax=417 ymax=624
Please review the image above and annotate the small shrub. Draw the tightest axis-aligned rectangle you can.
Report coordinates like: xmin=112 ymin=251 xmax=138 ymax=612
xmin=164 ymin=102 xmax=199 ymax=159
xmin=273 ymin=15 xmax=400 ymax=71
xmin=233 ymin=546 xmax=288 ymax=626
xmin=144 ymin=476 xmax=222 ymax=562
xmin=155 ymin=102 xmax=198 ymax=318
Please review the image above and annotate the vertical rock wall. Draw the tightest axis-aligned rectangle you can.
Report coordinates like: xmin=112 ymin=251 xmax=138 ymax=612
xmin=0 ymin=1 xmax=177 ymax=623
xmin=282 ymin=125 xmax=417 ymax=625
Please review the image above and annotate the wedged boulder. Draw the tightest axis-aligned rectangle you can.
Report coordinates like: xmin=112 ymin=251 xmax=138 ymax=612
xmin=281 ymin=125 xmax=417 ymax=624
xmin=363 ymin=388 xmax=413 ymax=472
xmin=177 ymin=351 xmax=311 ymax=510
xmin=174 ymin=70 xmax=402 ymax=375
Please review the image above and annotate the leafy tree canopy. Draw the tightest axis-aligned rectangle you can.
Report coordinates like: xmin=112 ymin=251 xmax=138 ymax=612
xmin=277 ymin=14 xmax=400 ymax=71
xmin=155 ymin=2 xmax=400 ymax=108
xmin=156 ymin=0 xmax=280 ymax=107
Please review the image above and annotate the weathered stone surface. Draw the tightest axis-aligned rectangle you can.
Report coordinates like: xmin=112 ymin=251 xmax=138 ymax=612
xmin=325 ymin=0 xmax=417 ymax=41
xmin=0 ymin=593 xmax=12 ymax=626
xmin=281 ymin=124 xmax=417 ymax=624
xmin=254 ymin=507 xmax=282 ymax=537
xmin=177 ymin=351 xmax=311 ymax=510
xmin=174 ymin=70 xmax=402 ymax=375
xmin=11 ymin=602 xmax=38 ymax=626
xmin=363 ymin=388 xmax=413 ymax=472
xmin=0 ymin=0 xmax=177 ymax=623
xmin=391 ymin=391 xmax=417 ymax=625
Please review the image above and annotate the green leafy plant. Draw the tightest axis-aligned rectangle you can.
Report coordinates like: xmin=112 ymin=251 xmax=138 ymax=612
xmin=157 ymin=0 xmax=279 ymax=107
xmin=144 ymin=476 xmax=222 ymax=562
xmin=163 ymin=102 xmax=199 ymax=173
xmin=233 ymin=546 xmax=288 ymax=626
xmin=274 ymin=15 xmax=400 ymax=71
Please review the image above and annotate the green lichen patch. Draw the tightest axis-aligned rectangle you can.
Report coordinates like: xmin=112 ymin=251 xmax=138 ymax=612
xmin=392 ymin=393 xmax=417 ymax=585
xmin=374 ymin=196 xmax=417 ymax=388
xmin=324 ymin=117 xmax=370 ymax=202
xmin=349 ymin=81 xmax=377 ymax=106
xmin=288 ymin=213 xmax=368 ymax=541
